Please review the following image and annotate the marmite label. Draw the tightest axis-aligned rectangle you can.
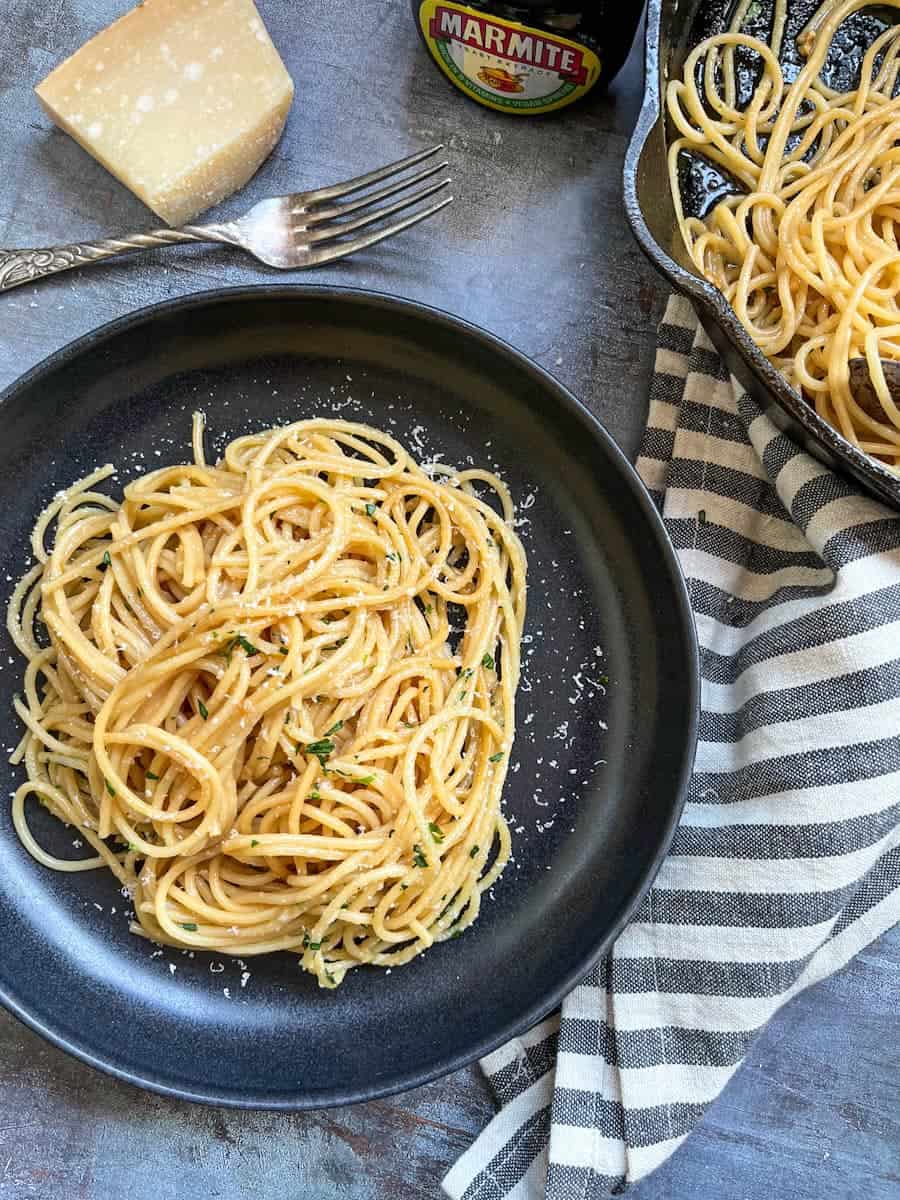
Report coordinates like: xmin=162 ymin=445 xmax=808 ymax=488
xmin=417 ymin=1 xmax=602 ymax=114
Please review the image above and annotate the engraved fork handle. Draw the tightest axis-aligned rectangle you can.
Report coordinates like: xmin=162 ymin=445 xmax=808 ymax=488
xmin=0 ymin=223 xmax=241 ymax=292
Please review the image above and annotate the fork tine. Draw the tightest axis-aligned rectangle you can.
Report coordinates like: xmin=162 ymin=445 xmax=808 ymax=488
xmin=294 ymin=145 xmax=444 ymax=207
xmin=295 ymin=159 xmax=450 ymax=225
xmin=296 ymin=179 xmax=451 ymax=246
xmin=304 ymin=196 xmax=453 ymax=268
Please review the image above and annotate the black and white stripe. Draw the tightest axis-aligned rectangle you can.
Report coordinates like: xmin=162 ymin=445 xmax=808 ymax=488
xmin=444 ymin=295 xmax=900 ymax=1200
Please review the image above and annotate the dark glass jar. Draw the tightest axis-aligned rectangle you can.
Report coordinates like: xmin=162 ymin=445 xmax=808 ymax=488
xmin=411 ymin=2 xmax=643 ymax=114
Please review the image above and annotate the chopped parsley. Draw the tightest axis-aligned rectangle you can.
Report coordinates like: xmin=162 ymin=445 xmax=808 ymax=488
xmin=304 ymin=737 xmax=335 ymax=767
xmin=358 ymin=774 xmax=375 ymax=786
xmin=482 ymin=653 xmax=494 ymax=670
xmin=470 ymin=845 xmax=479 ymax=858
xmin=323 ymin=720 xmax=343 ymax=737
xmin=428 ymin=821 xmax=444 ymax=844
xmin=310 ymin=791 xmax=321 ymax=801
xmin=99 ymin=550 xmax=112 ymax=572
xmin=302 ymin=932 xmax=321 ymax=951
xmin=180 ymin=922 xmax=198 ymax=931
xmin=412 ymin=844 xmax=428 ymax=868
xmin=220 ymin=632 xmax=259 ymax=663
xmin=366 ymin=502 xmax=376 ymax=517
xmin=278 ymin=646 xmax=289 ymax=656
xmin=489 ymin=751 xmax=504 ymax=762
xmin=698 ymin=509 xmax=707 ymax=525
xmin=146 ymin=771 xmax=160 ymax=781
xmin=197 ymin=699 xmax=209 ymax=720
xmin=251 ymin=839 xmax=259 ymax=847
xmin=104 ymin=779 xmax=116 ymax=797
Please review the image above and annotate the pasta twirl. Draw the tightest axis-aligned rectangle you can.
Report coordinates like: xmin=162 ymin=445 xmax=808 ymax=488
xmin=7 ymin=416 xmax=527 ymax=988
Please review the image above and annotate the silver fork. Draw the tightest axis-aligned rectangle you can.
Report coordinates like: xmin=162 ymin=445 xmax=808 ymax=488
xmin=0 ymin=146 xmax=452 ymax=293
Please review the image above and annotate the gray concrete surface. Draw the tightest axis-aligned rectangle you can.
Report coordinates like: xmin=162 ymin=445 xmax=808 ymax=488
xmin=0 ymin=2 xmax=897 ymax=1197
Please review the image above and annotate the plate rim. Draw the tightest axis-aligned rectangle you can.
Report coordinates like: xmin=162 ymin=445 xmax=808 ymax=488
xmin=0 ymin=284 xmax=699 ymax=1109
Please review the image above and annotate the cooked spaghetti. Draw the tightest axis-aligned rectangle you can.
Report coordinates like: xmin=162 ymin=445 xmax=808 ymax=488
xmin=7 ymin=417 xmax=526 ymax=988
xmin=668 ymin=0 xmax=900 ymax=470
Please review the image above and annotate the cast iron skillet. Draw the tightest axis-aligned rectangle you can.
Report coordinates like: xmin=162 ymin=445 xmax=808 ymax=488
xmin=0 ymin=287 xmax=698 ymax=1108
xmin=624 ymin=0 xmax=900 ymax=511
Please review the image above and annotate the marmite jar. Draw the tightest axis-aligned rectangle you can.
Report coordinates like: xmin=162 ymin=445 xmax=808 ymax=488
xmin=411 ymin=2 xmax=643 ymax=115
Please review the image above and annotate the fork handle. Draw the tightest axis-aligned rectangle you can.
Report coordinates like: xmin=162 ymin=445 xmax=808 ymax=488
xmin=0 ymin=222 xmax=241 ymax=292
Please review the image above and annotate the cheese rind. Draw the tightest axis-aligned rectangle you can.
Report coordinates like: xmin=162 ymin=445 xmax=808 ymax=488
xmin=35 ymin=0 xmax=294 ymax=226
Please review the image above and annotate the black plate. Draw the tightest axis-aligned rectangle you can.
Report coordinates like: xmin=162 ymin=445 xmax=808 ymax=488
xmin=624 ymin=0 xmax=900 ymax=511
xmin=0 ymin=287 xmax=697 ymax=1108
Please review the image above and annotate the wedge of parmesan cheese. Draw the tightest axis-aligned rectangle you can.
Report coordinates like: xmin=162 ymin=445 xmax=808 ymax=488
xmin=35 ymin=0 xmax=294 ymax=226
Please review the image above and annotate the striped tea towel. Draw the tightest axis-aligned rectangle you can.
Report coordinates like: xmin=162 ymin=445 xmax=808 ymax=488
xmin=443 ymin=294 xmax=900 ymax=1200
